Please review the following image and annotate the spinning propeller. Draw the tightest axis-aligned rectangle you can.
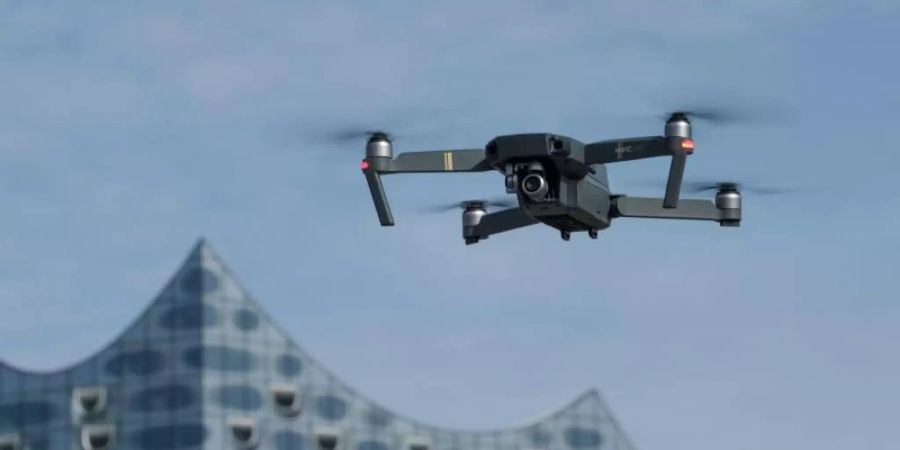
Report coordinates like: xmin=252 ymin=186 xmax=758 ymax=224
xmin=323 ymin=128 xmax=402 ymax=144
xmin=684 ymin=180 xmax=801 ymax=195
xmin=635 ymin=178 xmax=802 ymax=196
xmin=419 ymin=197 xmax=518 ymax=214
xmin=660 ymin=107 xmax=764 ymax=125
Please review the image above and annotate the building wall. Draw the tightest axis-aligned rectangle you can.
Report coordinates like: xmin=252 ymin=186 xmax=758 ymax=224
xmin=0 ymin=241 xmax=636 ymax=450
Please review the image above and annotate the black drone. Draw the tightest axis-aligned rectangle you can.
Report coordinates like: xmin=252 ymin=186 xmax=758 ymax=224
xmin=354 ymin=112 xmax=750 ymax=244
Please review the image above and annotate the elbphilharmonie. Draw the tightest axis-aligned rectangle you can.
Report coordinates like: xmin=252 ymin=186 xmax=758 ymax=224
xmin=0 ymin=240 xmax=637 ymax=450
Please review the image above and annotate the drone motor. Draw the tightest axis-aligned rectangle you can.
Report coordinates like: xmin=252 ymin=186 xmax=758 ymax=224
xmin=665 ymin=113 xmax=692 ymax=139
xmin=715 ymin=187 xmax=742 ymax=227
xmin=365 ymin=133 xmax=393 ymax=159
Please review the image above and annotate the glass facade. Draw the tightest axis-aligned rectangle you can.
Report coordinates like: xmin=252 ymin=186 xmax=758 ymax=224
xmin=0 ymin=240 xmax=637 ymax=450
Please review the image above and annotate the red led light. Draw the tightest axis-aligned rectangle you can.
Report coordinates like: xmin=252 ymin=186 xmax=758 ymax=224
xmin=360 ymin=160 xmax=369 ymax=170
xmin=681 ymin=139 xmax=695 ymax=153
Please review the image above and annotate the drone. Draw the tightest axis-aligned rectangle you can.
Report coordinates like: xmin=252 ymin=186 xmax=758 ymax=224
xmin=354 ymin=112 xmax=748 ymax=244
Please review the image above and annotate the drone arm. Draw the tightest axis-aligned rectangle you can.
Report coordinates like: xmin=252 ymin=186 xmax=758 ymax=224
xmin=610 ymin=196 xmax=740 ymax=225
xmin=363 ymin=169 xmax=394 ymax=226
xmin=375 ymin=149 xmax=491 ymax=173
xmin=362 ymin=149 xmax=491 ymax=226
xmin=586 ymin=136 xmax=694 ymax=208
xmin=583 ymin=137 xmax=670 ymax=164
xmin=464 ymin=207 xmax=539 ymax=244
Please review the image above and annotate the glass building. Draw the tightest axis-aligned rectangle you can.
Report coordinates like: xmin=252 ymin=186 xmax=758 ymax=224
xmin=0 ymin=240 xmax=637 ymax=450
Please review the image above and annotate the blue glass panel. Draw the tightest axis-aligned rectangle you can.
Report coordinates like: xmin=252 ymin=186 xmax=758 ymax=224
xmin=180 ymin=267 xmax=219 ymax=295
xmin=105 ymin=349 xmax=165 ymax=377
xmin=133 ymin=424 xmax=207 ymax=449
xmin=564 ymin=428 xmax=603 ymax=449
xmin=529 ymin=426 xmax=552 ymax=446
xmin=233 ymin=309 xmax=259 ymax=331
xmin=159 ymin=304 xmax=219 ymax=330
xmin=276 ymin=354 xmax=303 ymax=377
xmin=0 ymin=401 xmax=59 ymax=427
xmin=133 ymin=384 xmax=196 ymax=412
xmin=315 ymin=395 xmax=347 ymax=421
xmin=365 ymin=408 xmax=393 ymax=427
xmin=357 ymin=440 xmax=389 ymax=450
xmin=214 ymin=385 xmax=262 ymax=411
xmin=274 ymin=431 xmax=307 ymax=450
xmin=24 ymin=436 xmax=48 ymax=450
xmin=183 ymin=345 xmax=255 ymax=372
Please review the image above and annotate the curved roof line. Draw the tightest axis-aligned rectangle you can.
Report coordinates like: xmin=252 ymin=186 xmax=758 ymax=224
xmin=0 ymin=238 xmax=605 ymax=435
xmin=0 ymin=239 xmax=206 ymax=376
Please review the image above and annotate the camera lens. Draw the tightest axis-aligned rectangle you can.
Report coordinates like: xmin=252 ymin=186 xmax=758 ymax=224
xmin=521 ymin=173 xmax=549 ymax=200
xmin=523 ymin=175 xmax=542 ymax=193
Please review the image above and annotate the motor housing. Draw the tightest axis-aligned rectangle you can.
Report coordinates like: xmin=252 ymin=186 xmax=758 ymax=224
xmin=365 ymin=133 xmax=393 ymax=159
xmin=715 ymin=188 xmax=742 ymax=227
xmin=665 ymin=113 xmax=692 ymax=139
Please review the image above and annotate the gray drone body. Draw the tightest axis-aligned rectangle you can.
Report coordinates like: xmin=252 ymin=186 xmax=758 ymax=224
xmin=361 ymin=114 xmax=741 ymax=244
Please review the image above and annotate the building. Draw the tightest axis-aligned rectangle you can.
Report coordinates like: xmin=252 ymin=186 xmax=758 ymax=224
xmin=0 ymin=240 xmax=637 ymax=450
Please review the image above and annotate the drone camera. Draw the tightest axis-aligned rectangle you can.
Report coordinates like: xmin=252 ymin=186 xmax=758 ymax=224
xmin=518 ymin=162 xmax=550 ymax=201
xmin=521 ymin=173 xmax=548 ymax=199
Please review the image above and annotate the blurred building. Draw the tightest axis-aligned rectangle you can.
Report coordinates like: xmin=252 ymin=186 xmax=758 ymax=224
xmin=0 ymin=240 xmax=637 ymax=450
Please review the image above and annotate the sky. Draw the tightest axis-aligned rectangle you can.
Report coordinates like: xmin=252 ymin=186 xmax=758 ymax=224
xmin=1 ymin=1 xmax=899 ymax=449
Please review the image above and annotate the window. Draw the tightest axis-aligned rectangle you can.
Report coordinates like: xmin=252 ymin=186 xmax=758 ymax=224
xmin=81 ymin=424 xmax=114 ymax=450
xmin=0 ymin=434 xmax=22 ymax=450
xmin=228 ymin=417 xmax=260 ymax=449
xmin=73 ymin=386 xmax=108 ymax=418
xmin=271 ymin=384 xmax=302 ymax=417
xmin=315 ymin=426 xmax=341 ymax=450
xmin=406 ymin=437 xmax=430 ymax=450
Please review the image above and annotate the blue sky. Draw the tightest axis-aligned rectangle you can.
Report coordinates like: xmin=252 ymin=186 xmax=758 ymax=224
xmin=1 ymin=1 xmax=899 ymax=449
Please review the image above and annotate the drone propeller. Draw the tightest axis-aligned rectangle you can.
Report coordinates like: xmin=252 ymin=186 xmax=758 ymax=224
xmin=322 ymin=128 xmax=402 ymax=144
xmin=663 ymin=107 xmax=753 ymax=124
xmin=631 ymin=178 xmax=805 ymax=195
xmin=419 ymin=196 xmax=518 ymax=214
xmin=660 ymin=106 xmax=771 ymax=125
xmin=316 ymin=104 xmax=471 ymax=147
xmin=642 ymin=82 xmax=793 ymax=127
xmin=683 ymin=180 xmax=801 ymax=195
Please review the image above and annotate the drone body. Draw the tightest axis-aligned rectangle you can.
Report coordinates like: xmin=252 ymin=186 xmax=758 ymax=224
xmin=360 ymin=114 xmax=741 ymax=244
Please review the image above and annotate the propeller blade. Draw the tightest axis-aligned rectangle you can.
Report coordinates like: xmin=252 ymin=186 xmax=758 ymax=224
xmin=417 ymin=196 xmax=518 ymax=214
xmin=632 ymin=178 xmax=806 ymax=196
xmin=660 ymin=107 xmax=770 ymax=125
xmin=644 ymin=84 xmax=793 ymax=127
xmin=683 ymin=180 xmax=802 ymax=195
xmin=322 ymin=128 xmax=398 ymax=144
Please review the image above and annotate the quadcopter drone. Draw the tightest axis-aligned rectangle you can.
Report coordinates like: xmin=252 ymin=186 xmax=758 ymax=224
xmin=357 ymin=112 xmax=743 ymax=244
